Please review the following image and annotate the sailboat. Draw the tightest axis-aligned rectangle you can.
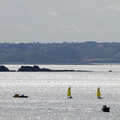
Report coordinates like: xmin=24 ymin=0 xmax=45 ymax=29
xmin=67 ymin=87 xmax=73 ymax=98
xmin=97 ymin=87 xmax=102 ymax=99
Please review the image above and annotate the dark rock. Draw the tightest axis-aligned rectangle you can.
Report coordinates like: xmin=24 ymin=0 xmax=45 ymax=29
xmin=0 ymin=66 xmax=9 ymax=71
xmin=18 ymin=65 xmax=40 ymax=71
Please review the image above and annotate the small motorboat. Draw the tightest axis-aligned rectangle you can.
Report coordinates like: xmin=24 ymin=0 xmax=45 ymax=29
xmin=102 ymin=105 xmax=110 ymax=112
xmin=13 ymin=94 xmax=28 ymax=98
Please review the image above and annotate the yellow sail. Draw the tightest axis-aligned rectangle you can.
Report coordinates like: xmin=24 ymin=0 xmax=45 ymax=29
xmin=97 ymin=87 xmax=101 ymax=98
xmin=67 ymin=87 xmax=71 ymax=96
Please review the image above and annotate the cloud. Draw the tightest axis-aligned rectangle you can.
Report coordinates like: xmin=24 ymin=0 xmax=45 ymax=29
xmin=106 ymin=5 xmax=120 ymax=16
xmin=107 ymin=5 xmax=120 ymax=11
xmin=49 ymin=10 xmax=59 ymax=17
xmin=17 ymin=24 xmax=32 ymax=32
xmin=55 ymin=23 xmax=83 ymax=33
xmin=0 ymin=0 xmax=120 ymax=43
xmin=96 ymin=28 xmax=115 ymax=34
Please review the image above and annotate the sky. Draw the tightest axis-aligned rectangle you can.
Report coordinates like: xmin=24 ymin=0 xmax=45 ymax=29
xmin=0 ymin=0 xmax=120 ymax=43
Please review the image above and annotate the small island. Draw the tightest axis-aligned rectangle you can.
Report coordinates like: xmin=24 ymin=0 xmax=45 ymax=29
xmin=18 ymin=65 xmax=91 ymax=72
xmin=0 ymin=65 xmax=91 ymax=72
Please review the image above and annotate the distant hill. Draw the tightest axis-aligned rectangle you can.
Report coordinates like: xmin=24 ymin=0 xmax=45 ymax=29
xmin=0 ymin=41 xmax=120 ymax=64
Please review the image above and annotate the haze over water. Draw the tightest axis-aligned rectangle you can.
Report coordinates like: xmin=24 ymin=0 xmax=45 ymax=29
xmin=0 ymin=64 xmax=120 ymax=120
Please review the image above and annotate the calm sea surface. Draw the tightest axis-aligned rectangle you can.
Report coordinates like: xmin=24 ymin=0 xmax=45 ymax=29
xmin=0 ymin=64 xmax=120 ymax=120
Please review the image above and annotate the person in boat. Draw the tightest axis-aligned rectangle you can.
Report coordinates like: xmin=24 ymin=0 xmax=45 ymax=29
xmin=20 ymin=94 xmax=28 ymax=98
xmin=102 ymin=105 xmax=110 ymax=112
xmin=21 ymin=94 xmax=24 ymax=97
xmin=68 ymin=87 xmax=71 ymax=90
xmin=13 ymin=94 xmax=20 ymax=97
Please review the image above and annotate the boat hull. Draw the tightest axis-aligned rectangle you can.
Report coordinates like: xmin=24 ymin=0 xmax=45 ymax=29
xmin=13 ymin=96 xmax=28 ymax=98
xmin=102 ymin=108 xmax=110 ymax=112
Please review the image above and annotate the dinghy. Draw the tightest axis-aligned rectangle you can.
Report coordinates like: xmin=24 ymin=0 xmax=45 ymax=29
xmin=13 ymin=94 xmax=28 ymax=98
xmin=67 ymin=87 xmax=73 ymax=98
xmin=102 ymin=105 xmax=110 ymax=112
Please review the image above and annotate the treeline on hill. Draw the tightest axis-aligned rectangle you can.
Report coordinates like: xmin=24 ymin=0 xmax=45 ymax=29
xmin=0 ymin=41 xmax=120 ymax=64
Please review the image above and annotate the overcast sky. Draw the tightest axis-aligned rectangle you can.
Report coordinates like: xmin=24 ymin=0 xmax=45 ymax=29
xmin=0 ymin=0 xmax=120 ymax=43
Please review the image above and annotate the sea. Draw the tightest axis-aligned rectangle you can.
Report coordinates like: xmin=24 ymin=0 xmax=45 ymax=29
xmin=0 ymin=64 xmax=120 ymax=120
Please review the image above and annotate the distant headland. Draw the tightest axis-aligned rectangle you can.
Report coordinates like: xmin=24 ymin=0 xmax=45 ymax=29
xmin=0 ymin=42 xmax=120 ymax=64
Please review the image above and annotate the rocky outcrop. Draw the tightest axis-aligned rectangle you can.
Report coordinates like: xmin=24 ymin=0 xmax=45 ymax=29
xmin=18 ymin=65 xmax=41 ymax=71
xmin=0 ymin=66 xmax=9 ymax=71
xmin=18 ymin=65 xmax=91 ymax=72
